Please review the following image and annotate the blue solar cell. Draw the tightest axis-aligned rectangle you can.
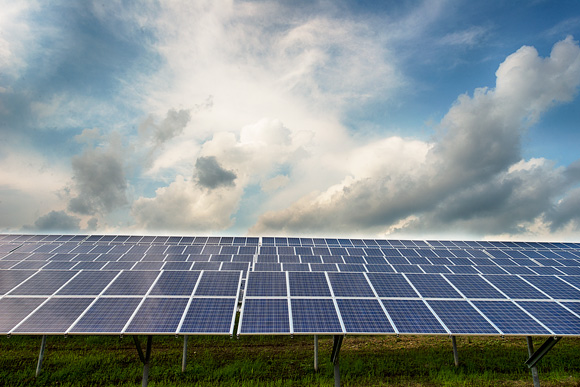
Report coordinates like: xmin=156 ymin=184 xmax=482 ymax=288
xmin=472 ymin=301 xmax=550 ymax=335
xmin=210 ymin=254 xmax=233 ymax=262
xmin=163 ymin=262 xmax=193 ymax=271
xmin=364 ymin=256 xmax=387 ymax=265
xmin=103 ymin=262 xmax=135 ymax=271
xmin=338 ymin=264 xmax=366 ymax=272
xmin=426 ymin=300 xmax=499 ymax=334
xmin=13 ymin=297 xmax=94 ymax=334
xmin=239 ymin=299 xmax=290 ymax=334
xmin=554 ymin=267 xmax=580 ymax=275
xmin=322 ymin=256 xmax=344 ymax=264
xmin=8 ymin=270 xmax=77 ymax=295
xmin=194 ymin=271 xmax=241 ymax=297
xmin=0 ymin=297 xmax=46 ymax=333
xmin=70 ymin=297 xmax=141 ymax=333
xmin=381 ymin=299 xmax=447 ymax=334
xmin=327 ymin=272 xmax=374 ymax=297
xmin=149 ymin=271 xmax=200 ymax=296
xmin=312 ymin=247 xmax=331 ymax=255
xmin=367 ymin=273 xmax=418 ymax=298
xmin=257 ymin=255 xmax=278 ymax=263
xmin=529 ymin=267 xmax=564 ymax=276
xmin=246 ymin=271 xmax=287 ymax=297
xmin=385 ymin=256 xmax=409 ymax=265
xmin=291 ymin=299 xmax=342 ymax=334
xmin=337 ymin=299 xmax=394 ymax=333
xmin=483 ymin=275 xmax=550 ymax=300
xmin=517 ymin=301 xmax=580 ymax=335
xmin=364 ymin=264 xmax=394 ymax=273
xmin=57 ymin=271 xmax=119 ymax=296
xmin=125 ymin=298 xmax=189 ymax=333
xmin=180 ymin=298 xmax=238 ymax=334
xmin=499 ymin=266 xmax=536 ymax=275
xmin=289 ymin=272 xmax=331 ymax=296
xmin=133 ymin=262 xmax=165 ymax=270
xmin=10 ymin=261 xmax=48 ymax=270
xmin=405 ymin=274 xmax=462 ymax=298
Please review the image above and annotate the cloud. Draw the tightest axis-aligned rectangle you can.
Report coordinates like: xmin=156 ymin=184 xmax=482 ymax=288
xmin=195 ymin=156 xmax=237 ymax=189
xmin=25 ymin=210 xmax=81 ymax=232
xmin=251 ymin=37 xmax=580 ymax=237
xmin=139 ymin=108 xmax=192 ymax=146
xmin=439 ymin=26 xmax=489 ymax=47
xmin=67 ymin=129 xmax=128 ymax=216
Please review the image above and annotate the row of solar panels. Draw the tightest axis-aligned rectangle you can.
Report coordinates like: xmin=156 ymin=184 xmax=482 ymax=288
xmin=3 ymin=241 xmax=580 ymax=259
xmin=2 ymin=261 xmax=580 ymax=277
xmin=2 ymin=269 xmax=580 ymax=336
xmin=2 ymin=234 xmax=580 ymax=249
xmin=238 ymin=271 xmax=580 ymax=336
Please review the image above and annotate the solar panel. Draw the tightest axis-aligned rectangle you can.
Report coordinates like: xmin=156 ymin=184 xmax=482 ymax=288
xmin=336 ymin=299 xmax=394 ymax=334
xmin=238 ymin=299 xmax=290 ymax=334
xmin=56 ymin=271 xmax=120 ymax=296
xmin=12 ymin=298 xmax=94 ymax=334
xmin=103 ymin=271 xmax=161 ymax=296
xmin=8 ymin=271 xmax=78 ymax=296
xmin=291 ymin=299 xmax=343 ymax=334
xmin=194 ymin=271 xmax=241 ymax=297
xmin=443 ymin=274 xmax=506 ymax=299
xmin=517 ymin=301 xmax=580 ymax=335
xmin=0 ymin=297 xmax=46 ymax=333
xmin=148 ymin=271 xmax=200 ymax=296
xmin=405 ymin=274 xmax=462 ymax=298
xmin=245 ymin=271 xmax=287 ymax=297
xmin=381 ymin=299 xmax=447 ymax=334
xmin=69 ymin=298 xmax=141 ymax=334
xmin=519 ymin=276 xmax=580 ymax=300
xmin=482 ymin=275 xmax=550 ymax=300
xmin=124 ymin=298 xmax=189 ymax=334
xmin=327 ymin=272 xmax=374 ymax=297
xmin=366 ymin=273 xmax=418 ymax=298
xmin=179 ymin=298 xmax=237 ymax=334
xmin=288 ymin=272 xmax=331 ymax=297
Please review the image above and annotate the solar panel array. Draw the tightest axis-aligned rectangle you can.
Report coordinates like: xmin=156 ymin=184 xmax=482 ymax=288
xmin=1 ymin=234 xmax=580 ymax=337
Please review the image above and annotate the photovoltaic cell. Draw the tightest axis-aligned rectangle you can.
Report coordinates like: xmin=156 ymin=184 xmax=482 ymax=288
xmin=13 ymin=297 xmax=94 ymax=334
xmin=426 ymin=300 xmax=499 ymax=334
xmin=288 ymin=272 xmax=331 ymax=297
xmin=471 ymin=301 xmax=550 ymax=335
xmin=517 ymin=301 xmax=580 ymax=335
xmin=70 ymin=298 xmax=141 ymax=333
xmin=125 ymin=298 xmax=189 ymax=333
xmin=180 ymin=298 xmax=237 ymax=334
xmin=245 ymin=271 xmax=287 ymax=297
xmin=291 ymin=299 xmax=342 ymax=334
xmin=239 ymin=298 xmax=290 ymax=334
xmin=336 ymin=298 xmax=394 ymax=333
xmin=0 ymin=297 xmax=46 ymax=333
xmin=381 ymin=299 xmax=447 ymax=334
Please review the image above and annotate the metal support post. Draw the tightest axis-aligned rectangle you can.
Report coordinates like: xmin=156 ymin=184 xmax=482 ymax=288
xmin=330 ymin=335 xmax=344 ymax=387
xmin=133 ymin=336 xmax=153 ymax=387
xmin=36 ymin=335 xmax=47 ymax=377
xmin=314 ymin=335 xmax=319 ymax=371
xmin=525 ymin=336 xmax=562 ymax=369
xmin=182 ymin=336 xmax=188 ymax=372
xmin=451 ymin=336 xmax=459 ymax=367
xmin=526 ymin=337 xmax=540 ymax=387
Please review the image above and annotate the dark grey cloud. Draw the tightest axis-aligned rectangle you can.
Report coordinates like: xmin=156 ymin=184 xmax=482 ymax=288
xmin=27 ymin=210 xmax=81 ymax=232
xmin=252 ymin=37 xmax=580 ymax=237
xmin=67 ymin=133 xmax=128 ymax=215
xmin=195 ymin=156 xmax=237 ymax=189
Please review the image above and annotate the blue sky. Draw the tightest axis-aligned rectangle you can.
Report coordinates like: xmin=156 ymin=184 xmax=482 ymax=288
xmin=1 ymin=0 xmax=580 ymax=241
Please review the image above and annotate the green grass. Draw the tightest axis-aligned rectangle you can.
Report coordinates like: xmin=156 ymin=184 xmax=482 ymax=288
xmin=1 ymin=335 xmax=579 ymax=386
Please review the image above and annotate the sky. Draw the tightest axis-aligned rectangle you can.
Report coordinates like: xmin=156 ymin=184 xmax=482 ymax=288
xmin=1 ymin=0 xmax=580 ymax=241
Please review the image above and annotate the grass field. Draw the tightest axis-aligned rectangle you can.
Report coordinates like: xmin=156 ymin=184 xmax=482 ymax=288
xmin=1 ymin=334 xmax=580 ymax=386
